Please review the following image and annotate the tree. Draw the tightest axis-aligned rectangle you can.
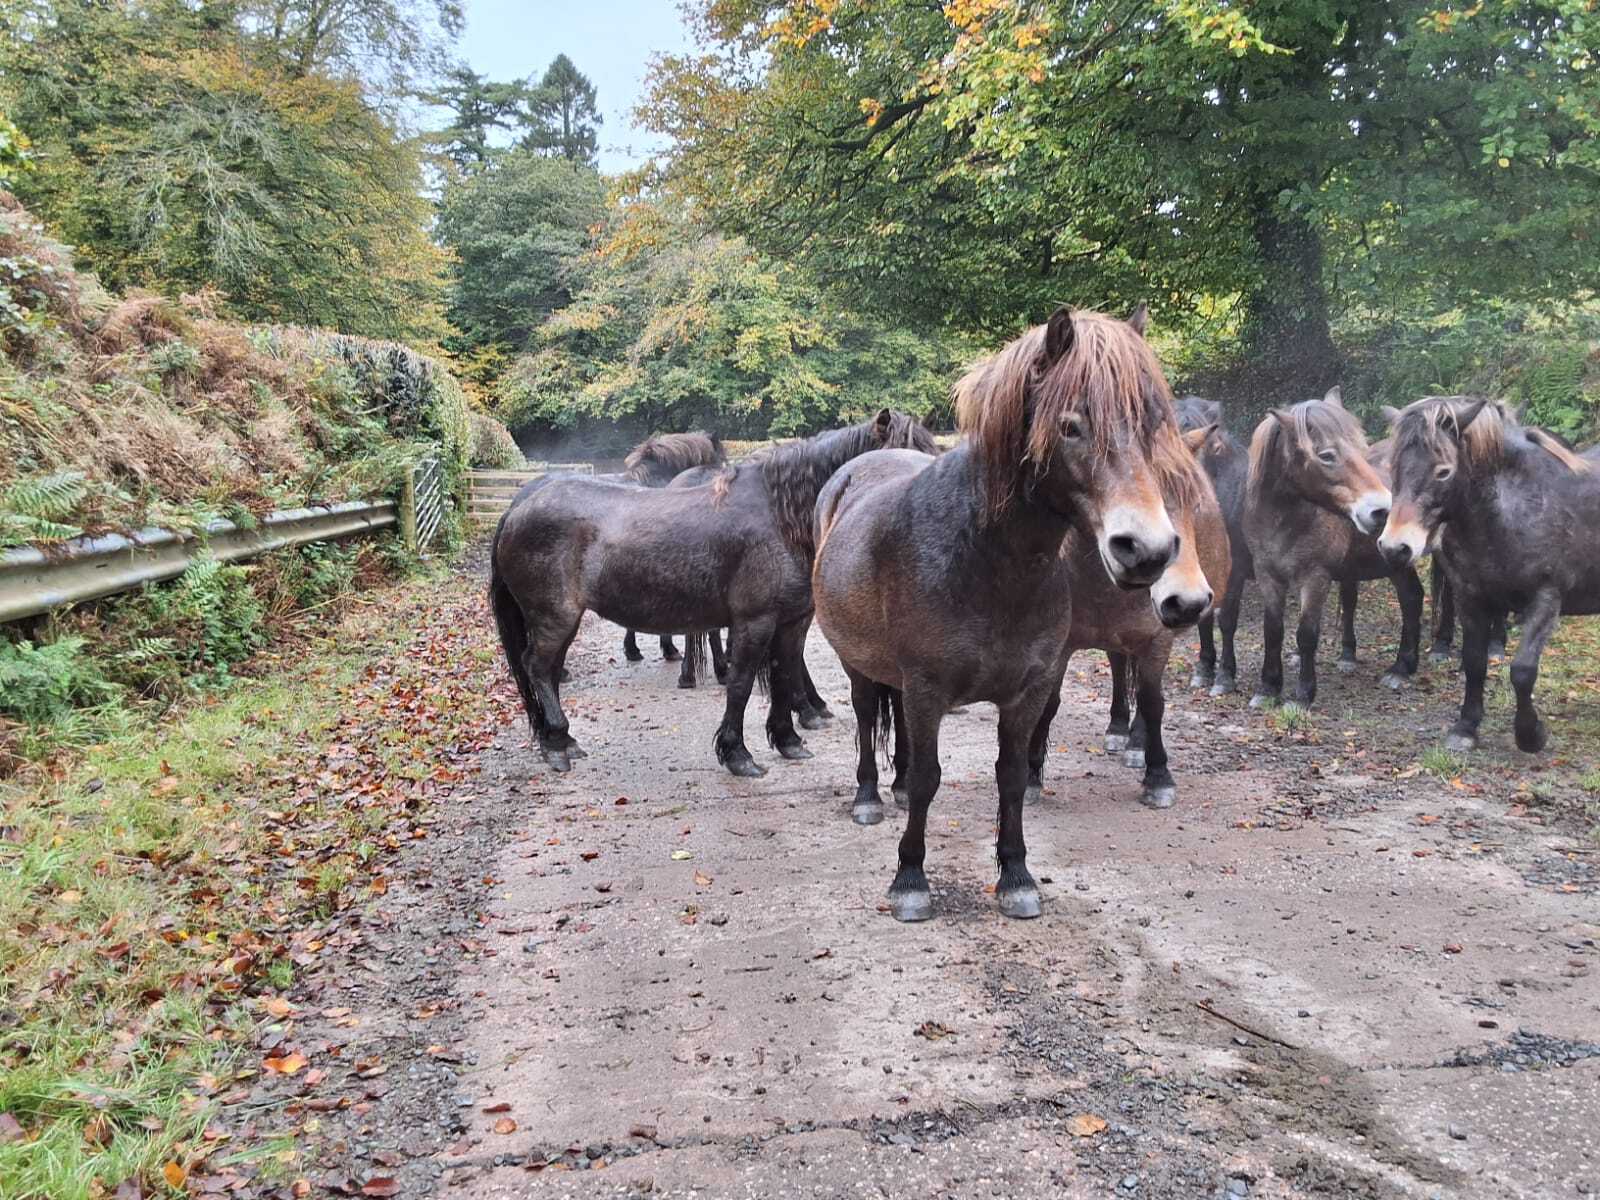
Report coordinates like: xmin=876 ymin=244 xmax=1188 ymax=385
xmin=523 ymin=54 xmax=601 ymax=167
xmin=639 ymin=2 xmax=1600 ymax=415
xmin=241 ymin=0 xmax=464 ymax=98
xmin=435 ymin=150 xmax=606 ymax=351
xmin=424 ymin=64 xmax=529 ymax=170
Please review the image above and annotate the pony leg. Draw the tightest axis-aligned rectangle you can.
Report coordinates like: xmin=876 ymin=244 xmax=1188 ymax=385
xmin=524 ymin=616 xmax=583 ymax=772
xmin=1212 ymin=568 xmax=1246 ymax=696
xmin=1293 ymin=573 xmax=1332 ymax=706
xmin=1446 ymin=605 xmax=1493 ymax=752
xmin=888 ymin=694 xmax=943 ymax=923
xmin=1134 ymin=648 xmax=1176 ymax=808
xmin=1508 ymin=588 xmax=1561 ymax=753
xmin=1250 ymin=574 xmax=1289 ymax=708
xmin=677 ymin=635 xmax=698 ymax=689
xmin=623 ymin=629 xmax=643 ymax=661
xmin=995 ymin=689 xmax=1056 ymax=919
xmin=1104 ymin=652 xmax=1132 ymax=752
xmin=1429 ymin=561 xmax=1456 ymax=662
xmin=1191 ymin=612 xmax=1217 ymax=690
xmin=710 ymin=629 xmax=729 ymax=684
xmin=792 ymin=616 xmax=834 ymax=729
xmin=889 ymin=689 xmax=909 ymax=808
xmin=802 ymin=658 xmax=834 ymax=721
xmin=845 ymin=667 xmax=887 ymax=825
xmin=1489 ymin=611 xmax=1509 ymax=662
xmin=1337 ymin=577 xmax=1359 ymax=673
xmin=1383 ymin=566 xmax=1425 ymax=688
xmin=660 ymin=635 xmax=680 ymax=662
xmin=764 ymin=621 xmax=812 ymax=761
xmin=714 ymin=617 xmax=777 ymax=778
xmin=1025 ymin=686 xmax=1062 ymax=806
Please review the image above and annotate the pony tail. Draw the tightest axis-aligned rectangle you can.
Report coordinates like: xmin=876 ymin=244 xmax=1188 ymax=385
xmin=488 ymin=523 xmax=544 ymax=736
xmin=875 ymin=686 xmax=895 ymax=769
xmin=684 ymin=632 xmax=708 ymax=686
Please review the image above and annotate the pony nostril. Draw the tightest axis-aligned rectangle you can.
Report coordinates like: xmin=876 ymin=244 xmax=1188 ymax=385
xmin=1386 ymin=542 xmax=1413 ymax=566
xmin=1108 ymin=534 xmax=1138 ymax=566
xmin=1369 ymin=505 xmax=1390 ymax=529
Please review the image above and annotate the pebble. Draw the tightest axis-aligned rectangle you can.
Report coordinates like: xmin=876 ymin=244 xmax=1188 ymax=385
xmin=1448 ymin=1124 xmax=1467 ymax=1141
xmin=1227 ymin=1179 xmax=1250 ymax=1197
xmin=1120 ymin=1176 xmax=1139 ymax=1191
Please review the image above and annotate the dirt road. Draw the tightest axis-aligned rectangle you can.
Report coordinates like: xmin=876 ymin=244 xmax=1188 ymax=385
xmin=293 ymin=574 xmax=1600 ymax=1200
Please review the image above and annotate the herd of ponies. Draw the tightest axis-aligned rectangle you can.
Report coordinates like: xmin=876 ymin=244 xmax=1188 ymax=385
xmin=489 ymin=306 xmax=1600 ymax=922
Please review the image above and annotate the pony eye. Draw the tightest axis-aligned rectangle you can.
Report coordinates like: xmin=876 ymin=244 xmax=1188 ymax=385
xmin=1434 ymin=464 xmax=1455 ymax=482
xmin=1317 ymin=448 xmax=1338 ymax=465
xmin=1063 ymin=416 xmax=1085 ymax=441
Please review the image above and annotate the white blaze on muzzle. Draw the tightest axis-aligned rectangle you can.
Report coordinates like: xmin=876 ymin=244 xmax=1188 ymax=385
xmin=1098 ymin=500 xmax=1180 ymax=589
xmin=1377 ymin=514 xmax=1431 ymax=564
xmin=1349 ymin=488 xmax=1392 ymax=537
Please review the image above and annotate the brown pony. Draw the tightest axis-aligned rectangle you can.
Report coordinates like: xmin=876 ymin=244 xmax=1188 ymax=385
xmin=813 ymin=307 xmax=1188 ymax=921
xmin=1242 ymin=390 xmax=1423 ymax=708
xmin=1027 ymin=423 xmax=1230 ymax=810
xmin=1378 ymin=396 xmax=1598 ymax=752
xmin=491 ymin=411 xmax=933 ymax=777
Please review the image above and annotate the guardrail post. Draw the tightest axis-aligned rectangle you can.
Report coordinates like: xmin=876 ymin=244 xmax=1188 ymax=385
xmin=400 ymin=465 xmax=418 ymax=553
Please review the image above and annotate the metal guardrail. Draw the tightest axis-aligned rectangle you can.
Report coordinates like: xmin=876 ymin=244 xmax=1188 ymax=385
xmin=0 ymin=500 xmax=397 ymax=624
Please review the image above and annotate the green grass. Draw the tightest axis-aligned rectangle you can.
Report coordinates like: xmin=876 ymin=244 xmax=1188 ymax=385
xmin=1270 ymin=702 xmax=1312 ymax=733
xmin=1419 ymin=746 xmax=1467 ymax=780
xmin=0 ymin=565 xmax=499 ymax=1198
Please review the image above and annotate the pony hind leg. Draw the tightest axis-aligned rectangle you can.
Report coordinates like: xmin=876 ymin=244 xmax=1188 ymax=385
xmin=1132 ymin=650 xmax=1176 ymax=808
xmin=523 ymin=615 xmax=584 ymax=772
xmin=845 ymin=667 xmax=889 ymax=825
xmin=710 ymin=629 xmax=729 ymax=685
xmin=1337 ymin=577 xmax=1360 ymax=673
xmin=889 ymin=688 xmax=910 ymax=808
xmin=1291 ymin=574 xmax=1332 ymax=706
xmin=714 ymin=617 xmax=777 ymax=778
xmin=1508 ymin=588 xmax=1561 ymax=753
xmin=1191 ymin=613 xmax=1217 ymax=689
xmin=622 ymin=629 xmax=643 ymax=662
xmin=1382 ymin=566 xmax=1425 ymax=689
xmin=764 ymin=620 xmax=813 ymax=761
xmin=660 ymin=634 xmax=680 ymax=662
xmin=1025 ymin=686 xmax=1063 ymax=806
xmin=1250 ymin=573 xmax=1289 ymax=708
xmin=888 ymin=693 xmax=944 ymax=923
xmin=1429 ymin=561 xmax=1456 ymax=662
xmin=1104 ymin=652 xmax=1133 ymax=752
xmin=1212 ymin=571 xmax=1246 ymax=696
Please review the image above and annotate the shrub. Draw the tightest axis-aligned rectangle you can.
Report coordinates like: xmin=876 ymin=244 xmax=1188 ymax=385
xmin=468 ymin=410 xmax=523 ymax=468
xmin=0 ymin=637 xmax=119 ymax=726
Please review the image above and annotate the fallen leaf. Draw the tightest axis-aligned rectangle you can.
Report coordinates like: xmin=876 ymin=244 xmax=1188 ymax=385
xmin=264 ymin=997 xmax=296 ymax=1019
xmin=914 ymin=1021 xmax=955 ymax=1041
xmin=670 ymin=850 xmax=693 ymax=861
xmin=580 ymin=850 xmax=599 ymax=862
xmin=693 ymin=870 xmax=713 ymax=887
xmin=1066 ymin=1113 xmax=1108 ymax=1138
xmin=360 ymin=1178 xmax=400 ymax=1197
xmin=1443 ymin=943 xmax=1463 ymax=954
xmin=628 ymin=1123 xmax=658 ymax=1140
xmin=163 ymin=1161 xmax=187 ymax=1189
xmin=264 ymin=1052 xmax=309 ymax=1075
xmin=481 ymin=1102 xmax=512 ymax=1114
xmin=493 ymin=1117 xmax=518 ymax=1135
xmin=0 ymin=1113 xmax=23 ymax=1144
xmin=1412 ymin=849 xmax=1432 ymax=858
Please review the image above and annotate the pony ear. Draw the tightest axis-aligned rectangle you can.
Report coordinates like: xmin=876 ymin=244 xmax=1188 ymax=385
xmin=1272 ymin=408 xmax=1295 ymax=431
xmin=1182 ymin=423 xmax=1217 ymax=453
xmin=872 ymin=408 xmax=894 ymax=441
xmin=1323 ymin=385 xmax=1344 ymax=407
xmin=1380 ymin=405 xmax=1402 ymax=428
xmin=1127 ymin=302 xmax=1150 ymax=338
xmin=1453 ymin=397 xmax=1488 ymax=434
xmin=1042 ymin=306 xmax=1075 ymax=368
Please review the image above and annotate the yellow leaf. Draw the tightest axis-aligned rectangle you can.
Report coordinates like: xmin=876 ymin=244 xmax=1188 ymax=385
xmin=1066 ymin=1113 xmax=1108 ymax=1137
xmin=163 ymin=1161 xmax=188 ymax=1188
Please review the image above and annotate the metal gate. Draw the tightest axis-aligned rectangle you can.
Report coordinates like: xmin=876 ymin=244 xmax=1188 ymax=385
xmin=401 ymin=456 xmax=446 ymax=554
xmin=462 ymin=463 xmax=594 ymax=526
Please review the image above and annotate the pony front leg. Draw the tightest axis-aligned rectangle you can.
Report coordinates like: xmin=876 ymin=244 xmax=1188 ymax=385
xmin=1133 ymin=651 xmax=1175 ymax=808
xmin=845 ymin=667 xmax=886 ymax=825
xmin=1383 ymin=566 xmax=1424 ymax=689
xmin=1191 ymin=613 xmax=1217 ymax=689
xmin=1250 ymin=574 xmax=1289 ymax=708
xmin=1446 ymin=606 xmax=1493 ymax=752
xmin=1508 ymin=588 xmax=1561 ymax=753
xmin=1337 ymin=577 xmax=1359 ymax=672
xmin=1104 ymin=652 xmax=1132 ymax=751
xmin=713 ymin=618 xmax=777 ymax=778
xmin=888 ymin=695 xmax=943 ymax=923
xmin=1025 ymin=687 xmax=1062 ymax=806
xmin=1292 ymin=574 xmax=1332 ymax=706
xmin=996 ymin=695 xmax=1053 ymax=919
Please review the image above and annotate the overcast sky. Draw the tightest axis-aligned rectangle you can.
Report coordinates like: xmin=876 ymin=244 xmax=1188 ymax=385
xmin=458 ymin=1 xmax=697 ymax=173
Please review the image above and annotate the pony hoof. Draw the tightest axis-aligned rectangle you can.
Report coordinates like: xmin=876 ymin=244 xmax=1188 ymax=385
xmin=1122 ymin=748 xmax=1146 ymax=770
xmin=1443 ymin=732 xmax=1477 ymax=753
xmin=797 ymin=709 xmax=825 ymax=731
xmin=851 ymin=797 xmax=884 ymax=826
xmin=677 ymin=676 xmax=697 ymax=690
xmin=998 ymin=887 xmax=1041 ymax=920
xmin=1248 ymin=693 xmax=1277 ymax=710
xmin=815 ymin=705 xmax=836 ymax=722
xmin=623 ymin=648 xmax=643 ymax=663
xmin=1190 ymin=671 xmax=1214 ymax=690
xmin=1337 ymin=657 xmax=1358 ymax=675
xmin=1515 ymin=721 xmax=1549 ymax=754
xmin=1381 ymin=672 xmax=1406 ymax=691
xmin=776 ymin=742 xmax=812 ymax=762
xmin=662 ymin=649 xmax=681 ymax=662
xmin=725 ymin=756 xmax=767 ymax=779
xmin=542 ymin=748 xmax=572 ymax=773
xmin=559 ymin=668 xmax=572 ymax=683
xmin=1104 ymin=733 xmax=1129 ymax=753
xmin=892 ymin=787 xmax=909 ymax=810
xmin=1142 ymin=783 xmax=1177 ymax=810
xmin=890 ymin=889 xmax=933 ymax=923
xmin=1023 ymin=782 xmax=1042 ymax=807
xmin=1210 ymin=675 xmax=1237 ymax=697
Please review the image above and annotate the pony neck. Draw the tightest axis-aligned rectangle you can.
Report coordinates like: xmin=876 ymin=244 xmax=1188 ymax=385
xmin=761 ymin=422 xmax=881 ymax=557
xmin=964 ymin=449 xmax=1077 ymax=561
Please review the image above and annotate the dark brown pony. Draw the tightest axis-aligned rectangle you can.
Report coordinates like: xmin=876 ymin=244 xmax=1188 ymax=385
xmin=813 ymin=307 xmax=1188 ymax=921
xmin=490 ymin=411 xmax=933 ymax=777
xmin=1175 ymin=396 xmax=1252 ymax=694
xmin=1242 ymin=389 xmax=1424 ymax=708
xmin=619 ymin=431 xmax=728 ymax=665
xmin=1027 ymin=423 xmax=1229 ymax=810
xmin=1378 ymin=396 xmax=1598 ymax=752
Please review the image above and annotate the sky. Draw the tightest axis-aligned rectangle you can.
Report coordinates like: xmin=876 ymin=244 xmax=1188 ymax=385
xmin=458 ymin=1 xmax=698 ymax=173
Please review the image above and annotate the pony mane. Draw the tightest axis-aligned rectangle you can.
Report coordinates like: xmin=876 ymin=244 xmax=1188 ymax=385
xmin=624 ymin=431 xmax=726 ymax=482
xmin=1395 ymin=395 xmax=1589 ymax=474
xmin=760 ymin=412 xmax=936 ymax=556
xmin=1246 ymin=398 xmax=1370 ymax=503
xmin=955 ymin=310 xmax=1204 ymax=523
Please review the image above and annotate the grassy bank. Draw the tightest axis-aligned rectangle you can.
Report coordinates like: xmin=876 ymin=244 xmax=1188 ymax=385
xmin=0 ymin=560 xmax=510 ymax=1199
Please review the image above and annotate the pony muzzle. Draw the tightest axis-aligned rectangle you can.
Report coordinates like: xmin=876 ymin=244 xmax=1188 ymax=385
xmin=1151 ymin=574 xmax=1213 ymax=630
xmin=1100 ymin=507 xmax=1179 ymax=591
xmin=1377 ymin=513 xmax=1430 ymax=569
xmin=1349 ymin=489 xmax=1392 ymax=537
